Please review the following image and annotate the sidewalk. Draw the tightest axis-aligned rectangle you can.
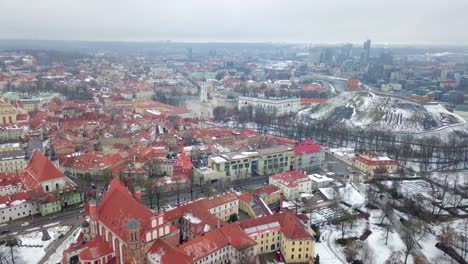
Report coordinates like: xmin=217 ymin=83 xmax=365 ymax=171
xmin=39 ymin=216 xmax=82 ymax=264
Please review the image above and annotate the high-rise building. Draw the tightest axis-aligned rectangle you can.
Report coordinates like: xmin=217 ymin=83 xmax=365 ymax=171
xmin=360 ymin=39 xmax=371 ymax=68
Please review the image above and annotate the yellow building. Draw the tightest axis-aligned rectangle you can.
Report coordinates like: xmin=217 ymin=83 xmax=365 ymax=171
xmin=0 ymin=151 xmax=28 ymax=173
xmin=0 ymin=143 xmax=22 ymax=152
xmin=0 ymin=127 xmax=24 ymax=142
xmin=239 ymin=185 xmax=281 ymax=218
xmin=353 ymin=154 xmax=399 ymax=176
xmin=239 ymin=212 xmax=315 ymax=263
xmin=253 ymin=184 xmax=281 ymax=206
xmin=0 ymin=99 xmax=17 ymax=125
xmin=19 ymin=99 xmax=44 ymax=112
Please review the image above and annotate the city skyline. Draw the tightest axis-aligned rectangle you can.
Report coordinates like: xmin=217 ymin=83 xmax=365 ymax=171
xmin=0 ymin=0 xmax=467 ymax=45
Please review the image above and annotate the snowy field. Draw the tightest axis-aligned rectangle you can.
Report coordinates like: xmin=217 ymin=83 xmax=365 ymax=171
xmin=0 ymin=225 xmax=71 ymax=264
xmin=428 ymin=171 xmax=468 ymax=188
xmin=319 ymin=183 xmax=366 ymax=208
xmin=318 ymin=208 xmax=455 ymax=264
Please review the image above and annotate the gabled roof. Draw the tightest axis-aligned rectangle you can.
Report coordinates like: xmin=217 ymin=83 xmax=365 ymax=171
xmin=294 ymin=140 xmax=321 ymax=155
xmin=147 ymin=239 xmax=193 ymax=264
xmin=174 ymin=152 xmax=193 ymax=169
xmin=239 ymin=212 xmax=313 ymax=241
xmin=179 ymin=222 xmax=256 ymax=261
xmin=270 ymin=170 xmax=308 ymax=188
xmin=23 ymin=150 xmax=65 ymax=189
xmin=97 ymin=179 xmax=154 ymax=241
xmin=78 ymin=236 xmax=113 ymax=261
xmin=179 ymin=228 xmax=229 ymax=261
xmin=219 ymin=222 xmax=257 ymax=250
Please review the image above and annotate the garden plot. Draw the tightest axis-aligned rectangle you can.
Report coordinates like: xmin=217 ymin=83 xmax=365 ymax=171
xmin=309 ymin=204 xmax=355 ymax=224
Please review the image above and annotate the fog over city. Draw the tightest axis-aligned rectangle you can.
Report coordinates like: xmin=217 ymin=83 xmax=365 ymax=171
xmin=0 ymin=0 xmax=467 ymax=44
xmin=2 ymin=1 xmax=468 ymax=264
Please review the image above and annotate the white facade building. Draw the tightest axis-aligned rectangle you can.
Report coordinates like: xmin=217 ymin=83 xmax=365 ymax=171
xmin=200 ymin=82 xmax=208 ymax=102
xmin=269 ymin=171 xmax=312 ymax=200
xmin=238 ymin=96 xmax=300 ymax=116
xmin=0 ymin=192 xmax=40 ymax=223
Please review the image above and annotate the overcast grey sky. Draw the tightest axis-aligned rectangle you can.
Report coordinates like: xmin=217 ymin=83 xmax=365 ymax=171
xmin=0 ymin=0 xmax=467 ymax=45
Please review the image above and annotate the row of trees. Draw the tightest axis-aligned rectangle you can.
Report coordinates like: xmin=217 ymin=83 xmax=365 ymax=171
xmin=227 ymin=110 xmax=468 ymax=171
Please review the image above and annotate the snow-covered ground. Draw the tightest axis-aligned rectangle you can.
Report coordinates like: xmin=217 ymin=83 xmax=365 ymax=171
xmin=0 ymin=225 xmax=71 ymax=264
xmin=302 ymin=91 xmax=467 ymax=134
xmin=312 ymin=180 xmax=459 ymax=264
xmin=428 ymin=170 xmax=468 ymax=188
xmin=319 ymin=183 xmax=366 ymax=208
xmin=46 ymin=227 xmax=82 ymax=264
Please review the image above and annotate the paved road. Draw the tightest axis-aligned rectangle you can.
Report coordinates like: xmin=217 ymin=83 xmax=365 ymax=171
xmin=39 ymin=218 xmax=82 ymax=264
xmin=0 ymin=208 xmax=82 ymax=238
xmin=319 ymin=228 xmax=347 ymax=264
xmin=2 ymin=175 xmax=268 ymax=237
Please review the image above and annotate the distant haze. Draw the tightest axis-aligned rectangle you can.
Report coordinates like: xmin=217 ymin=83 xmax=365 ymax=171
xmin=1 ymin=0 xmax=467 ymax=45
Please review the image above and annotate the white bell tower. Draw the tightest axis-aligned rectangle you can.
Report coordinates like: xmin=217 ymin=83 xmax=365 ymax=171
xmin=200 ymin=82 xmax=208 ymax=102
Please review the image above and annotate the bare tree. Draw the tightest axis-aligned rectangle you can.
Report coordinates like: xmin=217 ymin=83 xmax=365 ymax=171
xmin=381 ymin=201 xmax=393 ymax=225
xmin=344 ymin=240 xmax=363 ymax=262
xmin=188 ymin=170 xmax=195 ymax=201
xmin=401 ymin=225 xmax=418 ymax=264
xmin=361 ymin=243 xmax=375 ymax=264
xmin=366 ymin=184 xmax=378 ymax=207
xmin=331 ymin=185 xmax=341 ymax=203
xmin=143 ymin=178 xmax=156 ymax=210
xmin=385 ymin=251 xmax=404 ymax=264
xmin=335 ymin=212 xmax=354 ymax=239
xmin=461 ymin=218 xmax=468 ymax=260
xmin=437 ymin=224 xmax=459 ymax=249
xmin=173 ymin=176 xmax=185 ymax=205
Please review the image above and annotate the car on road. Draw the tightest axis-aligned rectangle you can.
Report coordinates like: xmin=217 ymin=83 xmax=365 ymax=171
xmin=0 ymin=230 xmax=10 ymax=235
xmin=276 ymin=251 xmax=285 ymax=262
xmin=21 ymin=222 xmax=29 ymax=227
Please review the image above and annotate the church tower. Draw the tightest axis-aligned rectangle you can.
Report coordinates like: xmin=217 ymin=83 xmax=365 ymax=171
xmin=200 ymin=82 xmax=208 ymax=102
xmin=126 ymin=218 xmax=142 ymax=263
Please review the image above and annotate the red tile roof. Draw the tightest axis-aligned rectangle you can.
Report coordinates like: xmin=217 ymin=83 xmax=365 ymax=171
xmin=300 ymin=98 xmax=328 ymax=104
xmin=356 ymin=154 xmax=398 ymax=166
xmin=23 ymin=150 xmax=66 ymax=190
xmin=240 ymin=212 xmax=313 ymax=241
xmin=253 ymin=185 xmax=280 ymax=196
xmin=219 ymin=222 xmax=257 ymax=250
xmin=0 ymin=173 xmax=22 ymax=188
xmin=97 ymin=179 xmax=153 ymax=241
xmin=294 ymin=140 xmax=321 ymax=155
xmin=270 ymin=170 xmax=308 ymax=187
xmin=178 ymin=228 xmax=228 ymax=261
xmin=78 ymin=236 xmax=113 ymax=261
xmin=147 ymin=239 xmax=192 ymax=264
xmin=179 ymin=222 xmax=256 ymax=261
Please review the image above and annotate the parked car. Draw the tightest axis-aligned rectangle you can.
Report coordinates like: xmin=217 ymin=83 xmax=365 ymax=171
xmin=276 ymin=251 xmax=285 ymax=262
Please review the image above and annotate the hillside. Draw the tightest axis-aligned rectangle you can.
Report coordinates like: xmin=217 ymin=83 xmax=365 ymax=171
xmin=301 ymin=91 xmax=466 ymax=133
